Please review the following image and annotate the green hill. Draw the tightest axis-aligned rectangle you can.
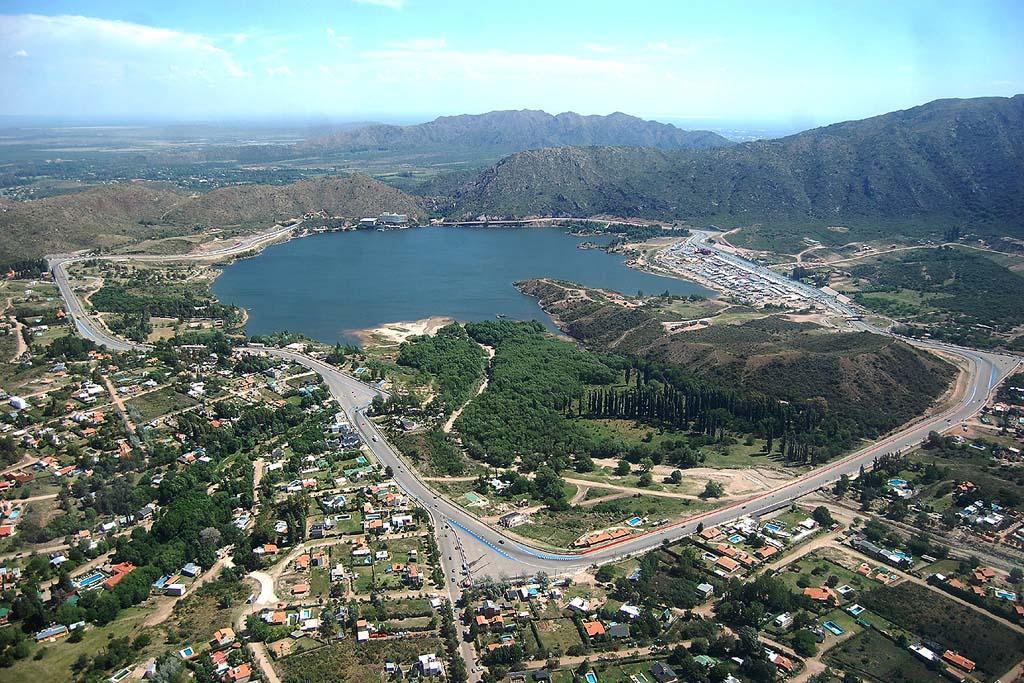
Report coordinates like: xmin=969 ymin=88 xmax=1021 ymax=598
xmin=0 ymin=174 xmax=425 ymax=263
xmin=446 ymin=96 xmax=1024 ymax=240
xmin=517 ymin=278 xmax=954 ymax=440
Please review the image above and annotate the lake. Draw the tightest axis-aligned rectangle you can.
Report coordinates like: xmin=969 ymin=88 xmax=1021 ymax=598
xmin=213 ymin=226 xmax=709 ymax=344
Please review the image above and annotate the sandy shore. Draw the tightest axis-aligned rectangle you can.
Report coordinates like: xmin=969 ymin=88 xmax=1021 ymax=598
xmin=351 ymin=315 xmax=454 ymax=345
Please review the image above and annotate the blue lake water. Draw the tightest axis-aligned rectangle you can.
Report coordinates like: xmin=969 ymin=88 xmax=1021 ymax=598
xmin=213 ymin=226 xmax=709 ymax=344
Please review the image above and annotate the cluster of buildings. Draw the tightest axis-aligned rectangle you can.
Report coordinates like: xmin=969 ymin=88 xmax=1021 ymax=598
xmin=659 ymin=239 xmax=833 ymax=311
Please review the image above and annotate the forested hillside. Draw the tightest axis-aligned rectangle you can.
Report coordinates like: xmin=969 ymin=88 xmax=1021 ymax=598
xmin=444 ymin=96 xmax=1024 ymax=240
xmin=517 ymin=279 xmax=954 ymax=450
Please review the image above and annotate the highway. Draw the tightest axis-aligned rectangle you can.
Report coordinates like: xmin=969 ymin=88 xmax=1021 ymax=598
xmin=46 ymin=220 xmax=300 ymax=353
xmin=47 ymin=224 xmax=1021 ymax=580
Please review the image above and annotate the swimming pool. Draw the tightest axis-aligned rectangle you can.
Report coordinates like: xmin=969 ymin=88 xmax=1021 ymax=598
xmin=75 ymin=571 xmax=106 ymax=589
xmin=823 ymin=621 xmax=845 ymax=635
xmin=728 ymin=534 xmax=745 ymax=543
xmin=585 ymin=672 xmax=598 ymax=683
xmin=993 ymin=589 xmax=1017 ymax=601
xmin=763 ymin=522 xmax=783 ymax=534
xmin=888 ymin=478 xmax=908 ymax=487
xmin=626 ymin=517 xmax=642 ymax=527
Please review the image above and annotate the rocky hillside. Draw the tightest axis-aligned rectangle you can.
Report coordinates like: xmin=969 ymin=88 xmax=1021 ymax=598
xmin=448 ymin=96 xmax=1024 ymax=235
xmin=518 ymin=278 xmax=955 ymax=438
xmin=308 ymin=109 xmax=731 ymax=154
xmin=0 ymin=174 xmax=425 ymax=262
xmin=163 ymin=175 xmax=425 ymax=226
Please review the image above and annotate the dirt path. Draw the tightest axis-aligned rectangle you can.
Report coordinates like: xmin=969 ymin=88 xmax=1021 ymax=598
xmin=563 ymin=476 xmax=753 ymax=501
xmin=103 ymin=375 xmax=137 ymax=434
xmin=143 ymin=555 xmax=232 ymax=627
xmin=442 ymin=344 xmax=494 ymax=434
xmin=250 ymin=641 xmax=282 ymax=683
xmin=577 ymin=492 xmax=630 ymax=508
xmin=9 ymin=317 xmax=26 ymax=361
xmin=568 ymin=485 xmax=589 ymax=506
xmin=253 ymin=458 xmax=265 ymax=507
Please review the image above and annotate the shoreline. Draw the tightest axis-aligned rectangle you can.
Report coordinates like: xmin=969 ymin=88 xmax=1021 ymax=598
xmin=349 ymin=315 xmax=455 ymax=346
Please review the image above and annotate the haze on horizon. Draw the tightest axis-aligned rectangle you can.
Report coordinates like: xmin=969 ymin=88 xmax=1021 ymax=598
xmin=1 ymin=0 xmax=1023 ymax=131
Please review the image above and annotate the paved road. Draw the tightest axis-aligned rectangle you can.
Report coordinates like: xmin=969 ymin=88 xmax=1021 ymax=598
xmin=46 ymin=221 xmax=299 ymax=352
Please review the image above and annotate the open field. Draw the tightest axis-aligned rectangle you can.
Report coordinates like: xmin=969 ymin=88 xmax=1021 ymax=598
xmin=859 ymin=582 xmax=1024 ymax=679
xmin=825 ymin=627 xmax=945 ymax=683
xmin=277 ymin=635 xmax=444 ymax=683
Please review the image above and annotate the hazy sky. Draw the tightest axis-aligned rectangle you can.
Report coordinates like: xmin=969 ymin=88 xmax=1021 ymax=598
xmin=2 ymin=0 xmax=1022 ymax=127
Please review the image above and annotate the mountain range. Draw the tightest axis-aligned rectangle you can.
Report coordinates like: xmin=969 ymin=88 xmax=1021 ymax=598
xmin=306 ymin=109 xmax=732 ymax=154
xmin=3 ymin=95 xmax=1023 ymax=263
xmin=443 ymin=95 xmax=1024 ymax=237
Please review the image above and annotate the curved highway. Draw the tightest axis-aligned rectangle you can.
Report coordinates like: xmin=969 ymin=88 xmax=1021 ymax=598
xmin=256 ymin=342 xmax=1017 ymax=578
xmin=48 ymin=226 xmax=1021 ymax=579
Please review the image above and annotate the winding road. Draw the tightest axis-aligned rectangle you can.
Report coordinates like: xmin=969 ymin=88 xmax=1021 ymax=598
xmin=46 ymin=224 xmax=1021 ymax=580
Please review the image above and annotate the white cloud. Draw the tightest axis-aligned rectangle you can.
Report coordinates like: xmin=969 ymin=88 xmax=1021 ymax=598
xmin=583 ymin=43 xmax=615 ymax=54
xmin=11 ymin=48 xmax=28 ymax=58
xmin=353 ymin=0 xmax=405 ymax=8
xmin=0 ymin=14 xmax=248 ymax=78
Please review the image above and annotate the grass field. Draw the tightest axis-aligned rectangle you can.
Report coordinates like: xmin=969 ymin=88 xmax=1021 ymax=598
xmin=859 ymin=582 xmax=1024 ymax=679
xmin=125 ymin=386 xmax=198 ymax=422
xmin=516 ymin=496 xmax=704 ymax=548
xmin=278 ymin=635 xmax=444 ymax=683
xmin=825 ymin=628 xmax=945 ymax=683
xmin=533 ymin=618 xmax=583 ymax=654
xmin=579 ymin=419 xmax=782 ymax=470
xmin=7 ymin=607 xmax=151 ymax=683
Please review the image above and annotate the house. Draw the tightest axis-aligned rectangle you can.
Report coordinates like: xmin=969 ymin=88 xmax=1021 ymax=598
xmin=972 ymin=567 xmax=996 ymax=584
xmin=696 ymin=583 xmax=715 ymax=600
xmin=715 ymin=556 xmax=740 ymax=573
xmin=417 ymin=653 xmax=443 ymax=677
xmin=607 ymin=623 xmax=630 ymax=639
xmin=211 ymin=650 xmax=230 ymax=675
xmin=210 ymin=627 xmax=236 ymax=649
xmin=583 ymin=621 xmax=606 ymax=638
xmin=35 ymin=623 xmax=69 ymax=642
xmin=165 ymin=584 xmax=186 ymax=597
xmin=650 ymin=662 xmax=678 ymax=683
xmin=181 ymin=562 xmax=201 ymax=578
xmin=291 ymin=582 xmax=310 ymax=596
xmin=773 ymin=612 xmax=794 ymax=629
xmin=225 ymin=663 xmax=252 ymax=683
xmin=405 ymin=564 xmax=423 ymax=587
xmin=269 ymin=639 xmax=293 ymax=659
xmin=104 ymin=562 xmax=137 ymax=590
xmin=768 ymin=652 xmax=796 ymax=674
xmin=909 ymin=644 xmax=939 ymax=664
xmin=619 ymin=604 xmax=642 ymax=620
xmin=567 ymin=597 xmax=590 ymax=613
xmin=803 ymin=586 xmax=839 ymax=605
xmin=756 ymin=545 xmax=779 ymax=560
xmin=942 ymin=651 xmax=976 ymax=672
xmin=499 ymin=512 xmax=529 ymax=528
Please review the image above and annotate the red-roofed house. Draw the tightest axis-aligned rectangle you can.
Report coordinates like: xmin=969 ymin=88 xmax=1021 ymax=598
xmin=942 ymin=651 xmax=976 ymax=672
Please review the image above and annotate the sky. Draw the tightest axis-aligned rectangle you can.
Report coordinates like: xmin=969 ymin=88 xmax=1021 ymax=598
xmin=1 ymin=0 xmax=1023 ymax=128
